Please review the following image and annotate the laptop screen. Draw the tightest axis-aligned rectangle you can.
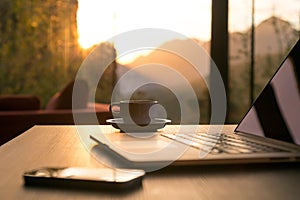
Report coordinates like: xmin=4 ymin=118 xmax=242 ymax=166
xmin=236 ymin=39 xmax=300 ymax=145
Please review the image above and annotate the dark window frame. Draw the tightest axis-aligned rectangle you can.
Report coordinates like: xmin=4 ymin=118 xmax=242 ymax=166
xmin=210 ymin=0 xmax=229 ymax=122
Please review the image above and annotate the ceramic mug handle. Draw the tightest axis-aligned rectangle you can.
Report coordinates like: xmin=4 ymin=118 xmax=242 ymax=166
xmin=110 ymin=102 xmax=121 ymax=118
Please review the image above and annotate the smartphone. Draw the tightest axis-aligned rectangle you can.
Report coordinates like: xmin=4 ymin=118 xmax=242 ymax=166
xmin=23 ymin=167 xmax=145 ymax=191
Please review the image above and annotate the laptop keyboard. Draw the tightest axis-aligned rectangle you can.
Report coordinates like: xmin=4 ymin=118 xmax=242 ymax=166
xmin=161 ymin=132 xmax=287 ymax=154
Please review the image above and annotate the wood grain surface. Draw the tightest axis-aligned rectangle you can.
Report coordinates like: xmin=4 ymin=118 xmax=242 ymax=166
xmin=1 ymin=125 xmax=300 ymax=200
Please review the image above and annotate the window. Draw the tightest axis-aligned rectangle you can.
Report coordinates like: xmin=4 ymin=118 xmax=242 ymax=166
xmin=2 ymin=1 xmax=298 ymax=125
xmin=228 ymin=0 xmax=300 ymax=122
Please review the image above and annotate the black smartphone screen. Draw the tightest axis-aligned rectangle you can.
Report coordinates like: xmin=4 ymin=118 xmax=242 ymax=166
xmin=23 ymin=167 xmax=145 ymax=191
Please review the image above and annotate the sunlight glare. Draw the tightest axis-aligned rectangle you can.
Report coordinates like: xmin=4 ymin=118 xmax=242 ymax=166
xmin=77 ymin=0 xmax=211 ymax=50
xmin=77 ymin=0 xmax=212 ymax=63
xmin=77 ymin=0 xmax=116 ymax=49
xmin=77 ymin=0 xmax=299 ymax=64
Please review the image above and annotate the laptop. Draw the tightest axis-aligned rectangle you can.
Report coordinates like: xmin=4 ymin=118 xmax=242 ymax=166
xmin=89 ymin=38 xmax=300 ymax=171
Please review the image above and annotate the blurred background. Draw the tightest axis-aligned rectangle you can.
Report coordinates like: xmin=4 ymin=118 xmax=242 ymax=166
xmin=0 ymin=0 xmax=299 ymax=123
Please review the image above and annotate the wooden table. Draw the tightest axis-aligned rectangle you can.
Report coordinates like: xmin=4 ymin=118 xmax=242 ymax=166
xmin=1 ymin=125 xmax=300 ymax=200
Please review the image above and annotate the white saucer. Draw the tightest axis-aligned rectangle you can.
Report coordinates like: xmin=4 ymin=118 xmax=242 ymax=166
xmin=106 ymin=118 xmax=171 ymax=132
